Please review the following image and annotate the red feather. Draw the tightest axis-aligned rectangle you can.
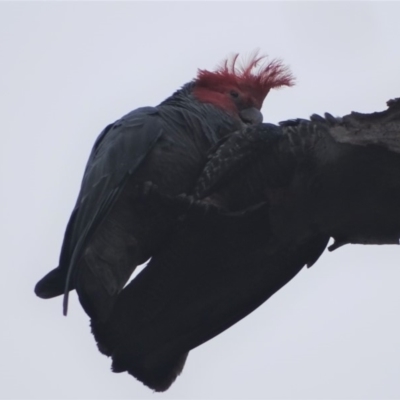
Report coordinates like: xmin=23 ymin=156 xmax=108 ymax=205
xmin=194 ymin=52 xmax=295 ymax=110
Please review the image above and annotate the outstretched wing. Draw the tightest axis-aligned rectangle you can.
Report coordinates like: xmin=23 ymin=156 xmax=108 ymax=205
xmin=91 ymin=209 xmax=328 ymax=391
xmin=35 ymin=107 xmax=163 ymax=317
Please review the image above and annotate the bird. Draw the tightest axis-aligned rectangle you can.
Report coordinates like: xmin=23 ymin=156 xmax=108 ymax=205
xmin=99 ymin=104 xmax=400 ymax=392
xmin=90 ymin=122 xmax=330 ymax=392
xmin=34 ymin=54 xmax=294 ymax=330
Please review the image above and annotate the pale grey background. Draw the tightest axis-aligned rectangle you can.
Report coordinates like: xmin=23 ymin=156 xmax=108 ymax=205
xmin=2 ymin=2 xmax=400 ymax=399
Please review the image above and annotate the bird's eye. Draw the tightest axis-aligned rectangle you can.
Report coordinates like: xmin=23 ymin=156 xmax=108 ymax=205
xmin=230 ymin=90 xmax=239 ymax=98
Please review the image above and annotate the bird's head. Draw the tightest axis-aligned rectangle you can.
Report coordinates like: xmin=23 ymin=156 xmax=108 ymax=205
xmin=192 ymin=52 xmax=295 ymax=125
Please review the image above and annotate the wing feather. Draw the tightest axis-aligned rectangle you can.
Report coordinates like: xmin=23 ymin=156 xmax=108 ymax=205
xmin=35 ymin=107 xmax=164 ymax=317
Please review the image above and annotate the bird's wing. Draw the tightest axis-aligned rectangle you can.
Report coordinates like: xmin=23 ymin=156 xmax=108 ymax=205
xmin=194 ymin=123 xmax=282 ymax=199
xmin=34 ymin=107 xmax=164 ymax=315
xmin=91 ymin=209 xmax=328 ymax=391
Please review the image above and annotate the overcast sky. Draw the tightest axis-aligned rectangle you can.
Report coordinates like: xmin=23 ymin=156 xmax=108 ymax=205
xmin=3 ymin=2 xmax=400 ymax=399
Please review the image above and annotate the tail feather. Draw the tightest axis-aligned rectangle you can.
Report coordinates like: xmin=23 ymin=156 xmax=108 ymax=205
xmin=91 ymin=316 xmax=188 ymax=392
xmin=34 ymin=266 xmax=71 ymax=299
xmin=113 ymin=351 xmax=188 ymax=392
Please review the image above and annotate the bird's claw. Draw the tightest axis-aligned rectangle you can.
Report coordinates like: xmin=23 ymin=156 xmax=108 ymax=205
xmin=175 ymin=194 xmax=225 ymax=217
xmin=134 ymin=182 xmax=226 ymax=218
xmin=133 ymin=181 xmax=160 ymax=201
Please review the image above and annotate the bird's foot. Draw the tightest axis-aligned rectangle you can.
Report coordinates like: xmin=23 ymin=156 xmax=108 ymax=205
xmin=134 ymin=181 xmax=224 ymax=217
xmin=134 ymin=181 xmax=177 ymax=210
xmin=136 ymin=181 xmax=160 ymax=198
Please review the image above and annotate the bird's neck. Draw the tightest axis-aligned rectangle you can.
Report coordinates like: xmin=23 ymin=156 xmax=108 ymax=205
xmin=159 ymin=82 xmax=243 ymax=144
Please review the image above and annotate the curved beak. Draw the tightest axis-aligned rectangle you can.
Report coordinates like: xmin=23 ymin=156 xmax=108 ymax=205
xmin=239 ymin=107 xmax=263 ymax=125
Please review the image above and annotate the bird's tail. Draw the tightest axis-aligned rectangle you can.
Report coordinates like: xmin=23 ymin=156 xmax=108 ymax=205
xmin=112 ymin=349 xmax=188 ymax=392
xmin=34 ymin=266 xmax=72 ymax=299
xmin=91 ymin=308 xmax=189 ymax=392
